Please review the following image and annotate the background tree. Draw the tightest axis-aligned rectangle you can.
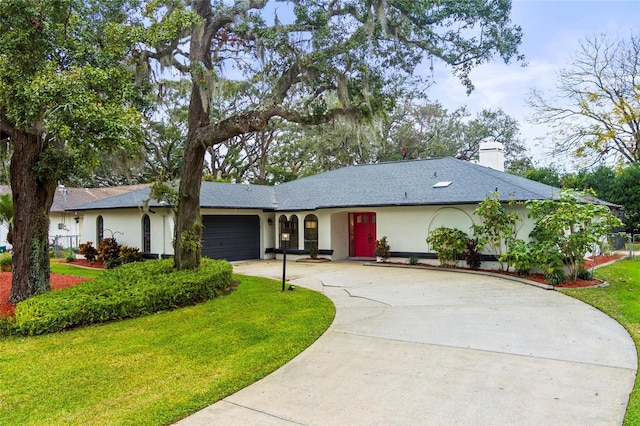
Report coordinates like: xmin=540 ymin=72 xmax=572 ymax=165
xmin=609 ymin=164 xmax=640 ymax=233
xmin=379 ymin=102 xmax=530 ymax=171
xmin=529 ymin=34 xmax=640 ymax=166
xmin=525 ymin=166 xmax=563 ymax=187
xmin=0 ymin=0 xmax=145 ymax=302
xmin=140 ymin=0 xmax=523 ymax=270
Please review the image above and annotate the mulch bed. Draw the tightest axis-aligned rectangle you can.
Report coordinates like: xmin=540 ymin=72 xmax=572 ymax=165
xmin=386 ymin=253 xmax=625 ymax=289
xmin=0 ymin=274 xmax=92 ymax=317
xmin=0 ymin=260 xmax=104 ymax=318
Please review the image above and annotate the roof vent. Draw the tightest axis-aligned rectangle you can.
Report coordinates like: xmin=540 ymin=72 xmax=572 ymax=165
xmin=433 ymin=181 xmax=452 ymax=188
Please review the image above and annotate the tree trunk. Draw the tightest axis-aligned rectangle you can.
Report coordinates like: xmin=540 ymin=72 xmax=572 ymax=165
xmin=174 ymin=134 xmax=206 ymax=270
xmin=9 ymin=130 xmax=56 ymax=303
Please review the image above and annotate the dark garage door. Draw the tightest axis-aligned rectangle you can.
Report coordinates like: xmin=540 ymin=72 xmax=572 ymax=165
xmin=201 ymin=215 xmax=260 ymax=261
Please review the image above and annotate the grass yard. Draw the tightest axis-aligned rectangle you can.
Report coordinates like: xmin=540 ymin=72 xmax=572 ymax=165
xmin=561 ymin=258 xmax=640 ymax=425
xmin=0 ymin=274 xmax=335 ymax=425
xmin=49 ymin=261 xmax=105 ymax=278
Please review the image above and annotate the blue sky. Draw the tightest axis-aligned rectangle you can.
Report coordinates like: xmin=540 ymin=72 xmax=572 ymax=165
xmin=428 ymin=0 xmax=640 ymax=168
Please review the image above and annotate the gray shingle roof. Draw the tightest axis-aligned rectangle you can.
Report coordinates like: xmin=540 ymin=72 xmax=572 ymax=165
xmin=71 ymin=158 xmax=615 ymax=212
xmin=73 ymin=181 xmax=277 ymax=211
xmin=272 ymin=157 xmax=564 ymax=210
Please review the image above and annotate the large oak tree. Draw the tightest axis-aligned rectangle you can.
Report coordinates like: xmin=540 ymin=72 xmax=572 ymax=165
xmin=139 ymin=0 xmax=524 ymax=269
xmin=0 ymin=0 xmax=145 ymax=302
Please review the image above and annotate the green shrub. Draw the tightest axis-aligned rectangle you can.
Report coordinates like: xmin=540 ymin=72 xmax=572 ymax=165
xmin=503 ymin=238 xmax=531 ymax=276
xmin=97 ymin=238 xmax=120 ymax=265
xmin=11 ymin=259 xmax=234 ymax=336
xmin=79 ymin=241 xmax=98 ymax=262
xmin=66 ymin=248 xmax=76 ymax=262
xmin=119 ymin=245 xmax=143 ymax=264
xmin=408 ymin=256 xmax=419 ymax=265
xmin=545 ymin=269 xmax=567 ymax=286
xmin=0 ymin=316 xmax=14 ymax=336
xmin=105 ymin=257 xmax=122 ymax=269
xmin=426 ymin=227 xmax=468 ymax=267
xmin=374 ymin=236 xmax=391 ymax=260
xmin=0 ymin=253 xmax=12 ymax=268
xmin=577 ymin=268 xmax=593 ymax=280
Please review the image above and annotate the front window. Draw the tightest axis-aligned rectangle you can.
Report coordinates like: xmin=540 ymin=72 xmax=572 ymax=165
xmin=96 ymin=215 xmax=104 ymax=243
xmin=142 ymin=214 xmax=151 ymax=253
xmin=304 ymin=214 xmax=318 ymax=250
xmin=279 ymin=214 xmax=299 ymax=250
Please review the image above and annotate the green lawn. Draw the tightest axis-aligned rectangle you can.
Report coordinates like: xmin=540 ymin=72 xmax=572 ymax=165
xmin=561 ymin=258 xmax=640 ymax=425
xmin=50 ymin=261 xmax=105 ymax=278
xmin=0 ymin=274 xmax=335 ymax=425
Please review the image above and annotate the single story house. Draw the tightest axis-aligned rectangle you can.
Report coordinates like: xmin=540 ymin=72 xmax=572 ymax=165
xmin=71 ymin=143 xmax=610 ymax=268
xmin=0 ymin=184 xmax=148 ymax=252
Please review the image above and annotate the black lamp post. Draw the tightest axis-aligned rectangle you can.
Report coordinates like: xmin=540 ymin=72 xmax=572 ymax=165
xmin=281 ymin=231 xmax=290 ymax=292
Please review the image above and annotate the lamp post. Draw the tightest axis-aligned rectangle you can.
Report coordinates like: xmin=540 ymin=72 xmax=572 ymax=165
xmin=281 ymin=231 xmax=290 ymax=292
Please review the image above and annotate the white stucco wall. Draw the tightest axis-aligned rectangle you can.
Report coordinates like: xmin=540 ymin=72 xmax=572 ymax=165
xmin=82 ymin=208 xmax=276 ymax=259
xmin=81 ymin=208 xmax=173 ymax=256
xmin=275 ymin=203 xmax=535 ymax=263
xmin=80 ymin=202 xmax=534 ymax=264
xmin=330 ymin=211 xmax=349 ymax=259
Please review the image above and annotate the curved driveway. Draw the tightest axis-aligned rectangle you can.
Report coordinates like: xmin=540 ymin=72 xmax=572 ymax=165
xmin=178 ymin=260 xmax=637 ymax=425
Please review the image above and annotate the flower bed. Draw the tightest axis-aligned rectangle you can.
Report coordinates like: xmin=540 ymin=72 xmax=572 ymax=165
xmin=380 ymin=253 xmax=625 ymax=288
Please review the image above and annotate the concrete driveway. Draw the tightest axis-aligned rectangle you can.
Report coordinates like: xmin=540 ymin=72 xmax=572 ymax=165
xmin=177 ymin=260 xmax=637 ymax=425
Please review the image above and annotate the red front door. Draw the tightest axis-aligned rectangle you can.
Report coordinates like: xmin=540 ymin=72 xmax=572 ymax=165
xmin=351 ymin=212 xmax=376 ymax=257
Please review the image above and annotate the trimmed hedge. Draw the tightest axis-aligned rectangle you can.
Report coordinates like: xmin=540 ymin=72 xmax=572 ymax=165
xmin=10 ymin=259 xmax=233 ymax=336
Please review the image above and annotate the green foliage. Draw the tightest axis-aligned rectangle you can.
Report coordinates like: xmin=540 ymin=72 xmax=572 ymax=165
xmin=65 ymin=248 xmax=76 ymax=262
xmin=149 ymin=179 xmax=179 ymax=211
xmin=0 ymin=253 xmax=12 ymax=271
xmin=97 ymin=238 xmax=121 ymax=266
xmin=408 ymin=256 xmax=419 ymax=266
xmin=178 ymin=222 xmax=203 ymax=254
xmin=609 ymin=164 xmax=640 ymax=233
xmin=79 ymin=241 xmax=98 ymax=262
xmin=503 ymin=238 xmax=531 ymax=276
xmin=379 ymin=104 xmax=530 ymax=168
xmin=545 ymin=268 xmax=567 ymax=286
xmin=374 ymin=236 xmax=391 ymax=260
xmin=577 ymin=268 xmax=593 ymax=280
xmin=473 ymin=193 xmax=522 ymax=271
xmin=119 ymin=245 xmax=143 ymax=264
xmin=427 ymin=227 xmax=468 ymax=267
xmin=0 ymin=0 xmax=145 ymax=160
xmin=525 ymin=166 xmax=562 ymax=187
xmin=10 ymin=259 xmax=233 ymax=336
xmin=0 ymin=193 xmax=12 ymax=244
xmin=527 ymin=189 xmax=623 ymax=282
xmin=0 ymin=253 xmax=12 ymax=266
